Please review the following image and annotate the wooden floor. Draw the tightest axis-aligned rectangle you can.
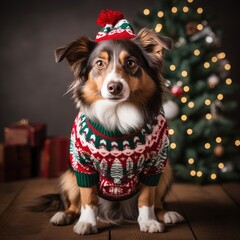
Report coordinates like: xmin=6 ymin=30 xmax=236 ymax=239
xmin=0 ymin=178 xmax=239 ymax=240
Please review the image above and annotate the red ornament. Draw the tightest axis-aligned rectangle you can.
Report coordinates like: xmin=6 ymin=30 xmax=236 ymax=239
xmin=97 ymin=9 xmax=124 ymax=27
xmin=171 ymin=85 xmax=183 ymax=97
xmin=214 ymin=145 xmax=224 ymax=157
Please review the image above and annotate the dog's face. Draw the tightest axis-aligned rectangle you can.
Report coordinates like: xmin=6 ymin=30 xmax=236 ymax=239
xmin=55 ymin=28 xmax=172 ymax=131
xmin=80 ymin=39 xmax=161 ymax=107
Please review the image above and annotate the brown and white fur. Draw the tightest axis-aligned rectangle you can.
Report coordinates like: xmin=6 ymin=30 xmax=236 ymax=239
xmin=44 ymin=28 xmax=184 ymax=235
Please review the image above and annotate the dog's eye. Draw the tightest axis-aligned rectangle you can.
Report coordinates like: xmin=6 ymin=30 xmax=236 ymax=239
xmin=126 ymin=59 xmax=136 ymax=69
xmin=95 ymin=60 xmax=105 ymax=69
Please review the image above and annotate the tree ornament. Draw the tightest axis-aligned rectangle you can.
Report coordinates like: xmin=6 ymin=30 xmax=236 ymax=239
xmin=175 ymin=37 xmax=186 ymax=48
xmin=205 ymin=35 xmax=214 ymax=44
xmin=190 ymin=26 xmax=214 ymax=42
xmin=221 ymin=162 xmax=234 ymax=173
xmin=207 ymin=74 xmax=220 ymax=88
xmin=210 ymin=100 xmax=224 ymax=118
xmin=201 ymin=20 xmax=221 ymax=46
xmin=165 ymin=79 xmax=172 ymax=88
xmin=214 ymin=144 xmax=224 ymax=157
xmin=218 ymin=59 xmax=230 ymax=78
xmin=163 ymin=100 xmax=179 ymax=120
xmin=171 ymin=84 xmax=183 ymax=97
xmin=185 ymin=22 xmax=198 ymax=36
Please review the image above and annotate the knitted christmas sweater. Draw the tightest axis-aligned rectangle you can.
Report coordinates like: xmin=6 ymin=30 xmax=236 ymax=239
xmin=70 ymin=111 xmax=169 ymax=201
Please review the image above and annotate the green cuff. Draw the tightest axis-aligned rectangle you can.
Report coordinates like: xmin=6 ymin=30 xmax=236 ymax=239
xmin=140 ymin=173 xmax=161 ymax=186
xmin=74 ymin=170 xmax=99 ymax=187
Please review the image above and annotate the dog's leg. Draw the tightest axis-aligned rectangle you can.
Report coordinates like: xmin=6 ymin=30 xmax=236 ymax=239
xmin=50 ymin=200 xmax=79 ymax=226
xmin=154 ymin=163 xmax=184 ymax=224
xmin=155 ymin=208 xmax=184 ymax=224
xmin=50 ymin=170 xmax=80 ymax=225
xmin=138 ymin=184 xmax=164 ymax=233
xmin=73 ymin=186 xmax=98 ymax=235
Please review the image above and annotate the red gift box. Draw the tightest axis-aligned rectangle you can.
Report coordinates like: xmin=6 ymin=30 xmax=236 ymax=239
xmin=4 ymin=119 xmax=46 ymax=148
xmin=0 ymin=143 xmax=31 ymax=181
xmin=40 ymin=137 xmax=70 ymax=178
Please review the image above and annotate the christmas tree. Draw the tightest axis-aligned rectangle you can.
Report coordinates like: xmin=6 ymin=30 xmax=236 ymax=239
xmin=135 ymin=0 xmax=240 ymax=183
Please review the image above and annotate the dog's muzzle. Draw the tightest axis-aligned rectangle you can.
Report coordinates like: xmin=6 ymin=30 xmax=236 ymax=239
xmin=101 ymin=72 xmax=130 ymax=101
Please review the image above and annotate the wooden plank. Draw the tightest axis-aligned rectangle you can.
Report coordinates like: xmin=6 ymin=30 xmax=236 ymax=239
xmin=0 ymin=178 xmax=109 ymax=240
xmin=172 ymin=183 xmax=240 ymax=240
xmin=42 ymin=222 xmax=110 ymax=240
xmin=0 ymin=179 xmax=57 ymax=240
xmin=164 ymin=186 xmax=196 ymax=240
xmin=221 ymin=182 xmax=240 ymax=206
xmin=110 ymin=221 xmax=194 ymax=240
xmin=111 ymin=186 xmax=194 ymax=240
xmin=0 ymin=181 xmax=24 ymax=217
xmin=2 ymin=179 xmax=239 ymax=240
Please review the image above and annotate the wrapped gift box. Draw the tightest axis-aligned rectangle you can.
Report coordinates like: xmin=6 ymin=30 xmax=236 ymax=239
xmin=40 ymin=137 xmax=70 ymax=178
xmin=4 ymin=119 xmax=47 ymax=177
xmin=0 ymin=144 xmax=31 ymax=181
xmin=4 ymin=119 xmax=46 ymax=148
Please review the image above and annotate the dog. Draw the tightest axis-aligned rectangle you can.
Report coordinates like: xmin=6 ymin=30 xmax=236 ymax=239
xmin=29 ymin=10 xmax=184 ymax=234
xmin=37 ymin=26 xmax=184 ymax=235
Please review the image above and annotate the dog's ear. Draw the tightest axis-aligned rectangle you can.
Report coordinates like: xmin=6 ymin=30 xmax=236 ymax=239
xmin=134 ymin=28 xmax=172 ymax=65
xmin=54 ymin=36 xmax=96 ymax=63
xmin=54 ymin=36 xmax=96 ymax=78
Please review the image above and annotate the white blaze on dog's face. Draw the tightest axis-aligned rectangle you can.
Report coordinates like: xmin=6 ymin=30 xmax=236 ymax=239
xmin=90 ymin=46 xmax=131 ymax=102
xmin=100 ymin=70 xmax=130 ymax=102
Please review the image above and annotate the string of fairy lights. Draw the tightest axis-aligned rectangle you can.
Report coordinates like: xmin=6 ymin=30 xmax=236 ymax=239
xmin=142 ymin=0 xmax=240 ymax=181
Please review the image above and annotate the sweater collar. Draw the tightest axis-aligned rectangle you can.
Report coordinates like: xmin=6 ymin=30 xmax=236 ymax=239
xmin=87 ymin=117 xmax=140 ymax=140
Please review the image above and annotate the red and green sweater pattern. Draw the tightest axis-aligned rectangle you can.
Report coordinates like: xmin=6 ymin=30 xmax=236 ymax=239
xmin=70 ymin=111 xmax=169 ymax=201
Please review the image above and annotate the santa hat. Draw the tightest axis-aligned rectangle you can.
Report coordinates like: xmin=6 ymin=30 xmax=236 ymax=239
xmin=95 ymin=9 xmax=136 ymax=42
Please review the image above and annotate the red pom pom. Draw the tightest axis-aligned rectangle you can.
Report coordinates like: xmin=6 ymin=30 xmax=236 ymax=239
xmin=97 ymin=9 xmax=124 ymax=27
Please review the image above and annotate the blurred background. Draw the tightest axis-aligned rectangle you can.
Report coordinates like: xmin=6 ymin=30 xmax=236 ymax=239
xmin=1 ymin=0 xmax=239 ymax=139
xmin=0 ymin=0 xmax=239 ymax=182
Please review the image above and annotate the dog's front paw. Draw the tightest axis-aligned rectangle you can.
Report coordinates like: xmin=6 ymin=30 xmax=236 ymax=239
xmin=50 ymin=211 xmax=73 ymax=225
xmin=73 ymin=221 xmax=98 ymax=235
xmin=164 ymin=211 xmax=184 ymax=224
xmin=138 ymin=219 xmax=164 ymax=233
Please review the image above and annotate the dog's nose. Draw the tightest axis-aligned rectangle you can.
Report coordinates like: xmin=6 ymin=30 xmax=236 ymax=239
xmin=107 ymin=81 xmax=123 ymax=95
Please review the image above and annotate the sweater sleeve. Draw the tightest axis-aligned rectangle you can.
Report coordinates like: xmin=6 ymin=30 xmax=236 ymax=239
xmin=140 ymin=134 xmax=169 ymax=186
xmin=70 ymin=115 xmax=99 ymax=187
